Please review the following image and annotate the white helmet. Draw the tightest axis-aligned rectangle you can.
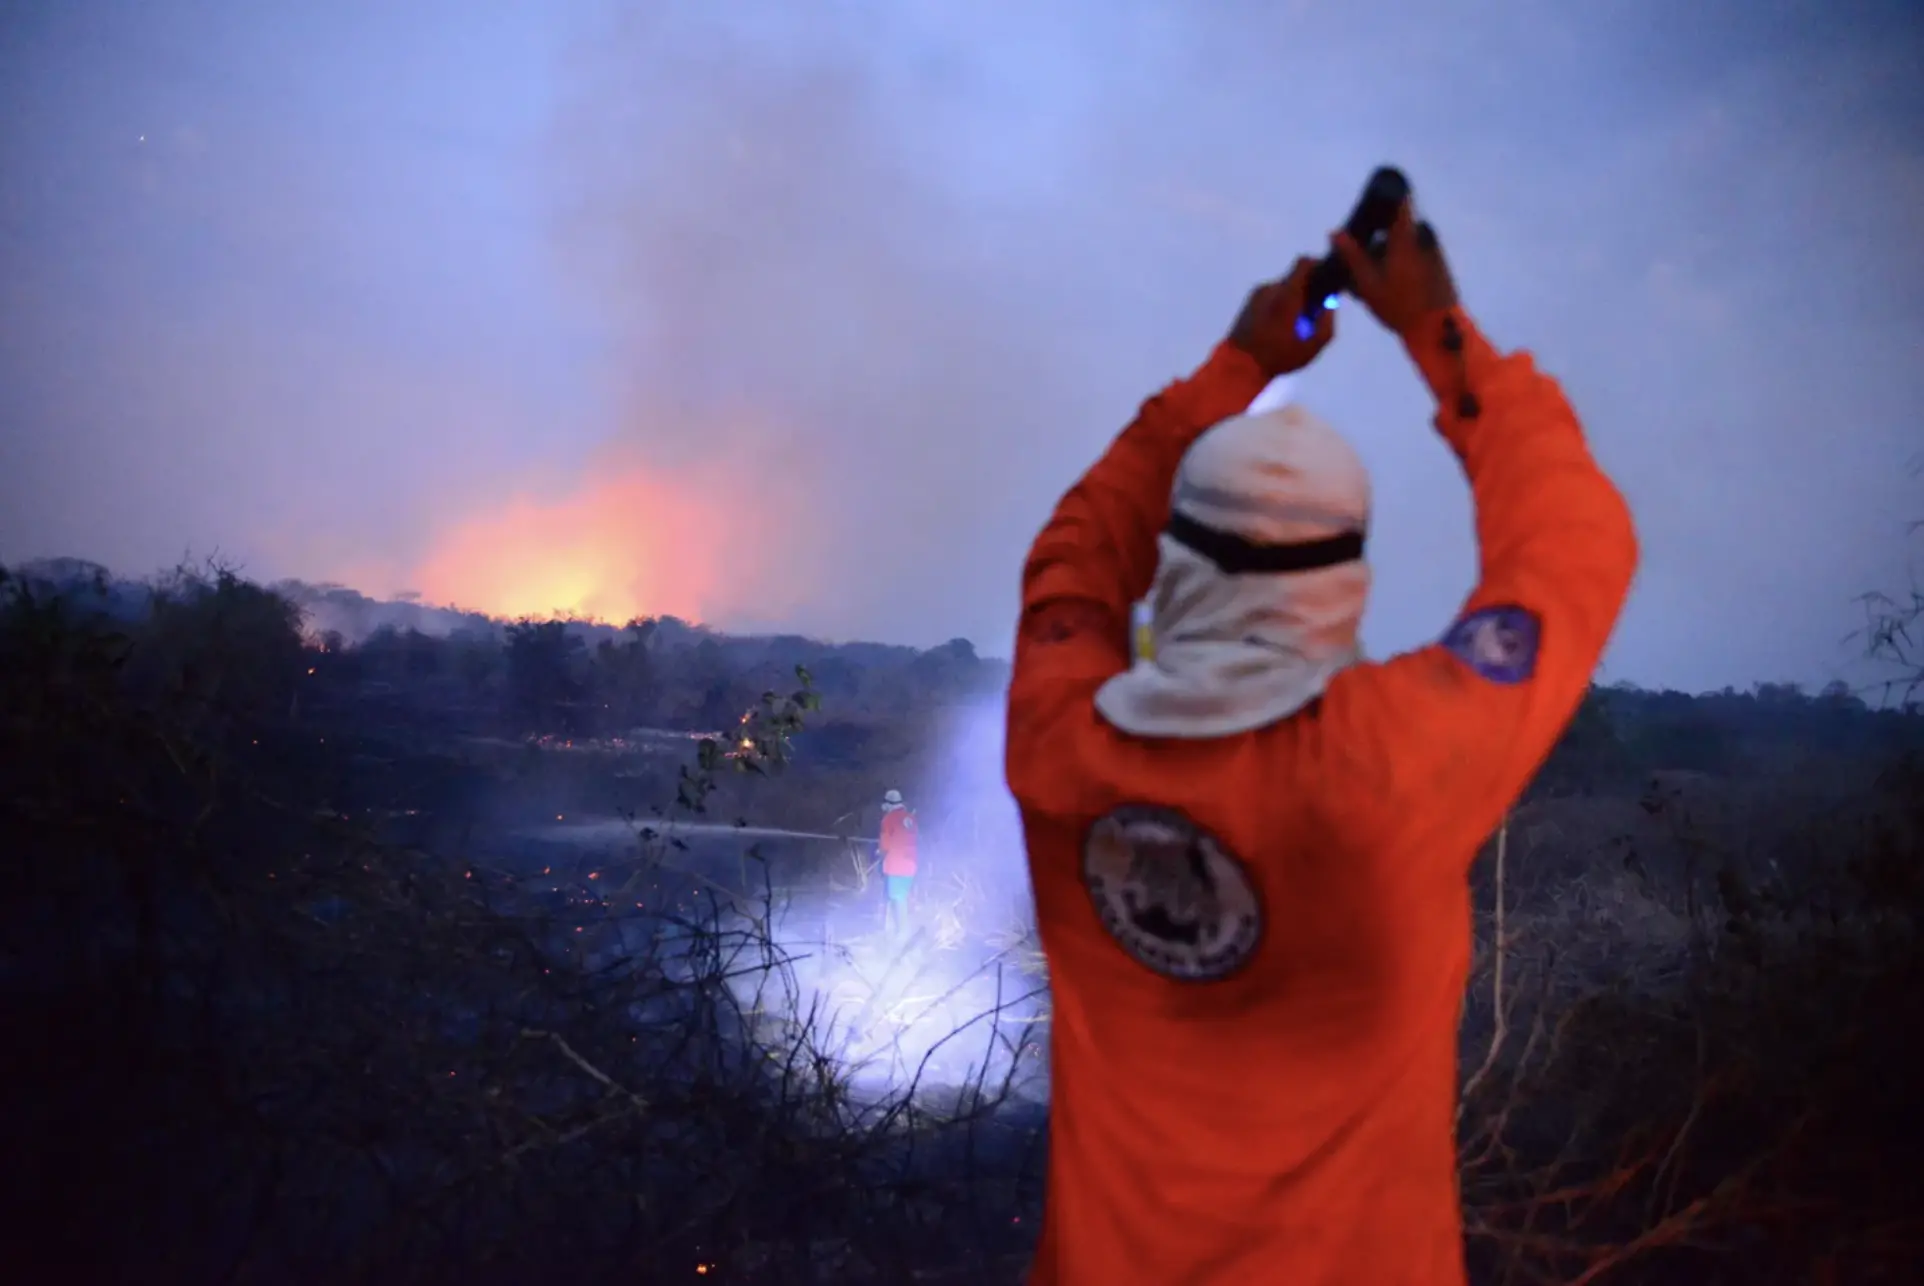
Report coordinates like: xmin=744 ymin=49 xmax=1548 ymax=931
xmin=882 ymin=789 xmax=904 ymax=808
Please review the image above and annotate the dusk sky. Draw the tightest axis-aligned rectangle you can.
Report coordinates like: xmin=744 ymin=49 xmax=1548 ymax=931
xmin=2 ymin=0 xmax=1920 ymax=694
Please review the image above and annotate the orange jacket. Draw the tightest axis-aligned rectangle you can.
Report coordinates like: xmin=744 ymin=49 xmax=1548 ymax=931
xmin=1004 ymin=313 xmax=1638 ymax=1286
xmin=879 ymin=809 xmax=919 ymax=877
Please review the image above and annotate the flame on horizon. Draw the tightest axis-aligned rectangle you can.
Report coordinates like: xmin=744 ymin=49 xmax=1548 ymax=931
xmin=409 ymin=458 xmax=792 ymax=627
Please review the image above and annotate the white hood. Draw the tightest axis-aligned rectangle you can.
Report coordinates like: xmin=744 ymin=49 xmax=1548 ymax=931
xmin=1094 ymin=403 xmax=1371 ymax=739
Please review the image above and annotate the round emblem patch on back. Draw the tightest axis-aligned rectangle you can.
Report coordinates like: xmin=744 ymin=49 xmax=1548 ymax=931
xmin=1081 ymin=805 xmax=1263 ymax=982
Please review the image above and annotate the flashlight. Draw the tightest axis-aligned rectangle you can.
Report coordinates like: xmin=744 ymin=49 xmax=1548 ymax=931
xmin=1294 ymin=165 xmax=1413 ymax=341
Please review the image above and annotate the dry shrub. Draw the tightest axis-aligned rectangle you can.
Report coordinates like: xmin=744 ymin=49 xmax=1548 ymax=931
xmin=0 ymin=573 xmax=1046 ymax=1284
xmin=1458 ymin=767 xmax=1924 ymax=1284
xmin=6 ymin=564 xmax=1918 ymax=1283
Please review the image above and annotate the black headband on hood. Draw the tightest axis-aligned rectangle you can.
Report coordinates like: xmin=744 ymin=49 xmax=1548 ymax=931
xmin=1165 ymin=509 xmax=1366 ymax=576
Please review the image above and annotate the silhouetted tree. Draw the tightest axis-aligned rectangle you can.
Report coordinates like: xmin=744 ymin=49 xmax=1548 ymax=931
xmin=593 ymin=617 xmax=659 ymax=732
xmin=447 ymin=627 xmax=502 ymax=707
xmin=504 ymin=619 xmax=587 ymax=733
xmin=127 ymin=564 xmax=307 ymax=733
xmin=1538 ymin=686 xmax=1633 ymax=792
xmin=1862 ymin=581 xmax=1921 ymax=708
xmin=656 ymin=636 xmax=752 ymax=732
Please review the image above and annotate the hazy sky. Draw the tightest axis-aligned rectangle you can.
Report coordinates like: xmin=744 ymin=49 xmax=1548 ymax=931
xmin=2 ymin=0 xmax=1920 ymax=693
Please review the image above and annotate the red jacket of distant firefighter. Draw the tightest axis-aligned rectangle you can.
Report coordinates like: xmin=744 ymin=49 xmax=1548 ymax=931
xmin=1003 ymin=315 xmax=1639 ymax=1285
xmin=879 ymin=809 xmax=919 ymax=878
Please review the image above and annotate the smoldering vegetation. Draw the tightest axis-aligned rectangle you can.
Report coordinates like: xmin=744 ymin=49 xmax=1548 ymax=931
xmin=1 ymin=560 xmax=1920 ymax=1283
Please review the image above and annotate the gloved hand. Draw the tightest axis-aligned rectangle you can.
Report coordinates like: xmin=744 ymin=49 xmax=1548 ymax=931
xmin=1328 ymin=200 xmax=1460 ymax=340
xmin=1225 ymin=256 xmax=1337 ymax=379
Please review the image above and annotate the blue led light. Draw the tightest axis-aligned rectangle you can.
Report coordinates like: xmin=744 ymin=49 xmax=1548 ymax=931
xmin=1295 ymin=295 xmax=1342 ymax=341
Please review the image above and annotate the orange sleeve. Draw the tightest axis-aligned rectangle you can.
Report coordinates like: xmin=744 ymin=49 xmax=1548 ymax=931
xmin=1317 ymin=309 xmax=1640 ymax=860
xmin=1006 ymin=342 xmax=1270 ymax=724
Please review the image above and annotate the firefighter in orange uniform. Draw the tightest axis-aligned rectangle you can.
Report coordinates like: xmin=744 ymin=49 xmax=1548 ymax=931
xmin=877 ymin=788 xmax=920 ymax=941
xmin=1004 ymin=205 xmax=1639 ymax=1284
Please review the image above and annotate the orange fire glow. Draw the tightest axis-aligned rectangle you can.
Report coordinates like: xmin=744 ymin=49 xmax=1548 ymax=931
xmin=410 ymin=455 xmax=792 ymax=626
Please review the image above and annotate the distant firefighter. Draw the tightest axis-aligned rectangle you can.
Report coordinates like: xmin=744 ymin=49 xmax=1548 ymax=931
xmin=876 ymin=788 xmax=919 ymax=941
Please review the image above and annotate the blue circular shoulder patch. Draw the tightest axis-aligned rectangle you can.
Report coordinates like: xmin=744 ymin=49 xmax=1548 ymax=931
xmin=1441 ymin=604 xmax=1541 ymax=684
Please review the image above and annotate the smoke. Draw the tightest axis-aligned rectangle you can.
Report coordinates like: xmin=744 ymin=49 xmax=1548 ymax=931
xmin=291 ymin=589 xmax=490 ymax=647
xmin=704 ymin=688 xmax=1045 ymax=1103
xmin=235 ymin=4 xmax=1339 ymax=647
xmin=526 ymin=1 xmax=1223 ymax=649
xmin=916 ymin=690 xmax=1028 ymax=912
xmin=788 ymin=688 xmax=1042 ymax=1101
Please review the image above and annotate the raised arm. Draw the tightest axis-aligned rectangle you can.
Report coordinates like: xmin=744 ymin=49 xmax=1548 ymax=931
xmin=1320 ymin=305 xmax=1639 ymax=854
xmin=1009 ymin=342 xmax=1269 ymax=688
xmin=1006 ymin=261 xmax=1337 ymax=713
